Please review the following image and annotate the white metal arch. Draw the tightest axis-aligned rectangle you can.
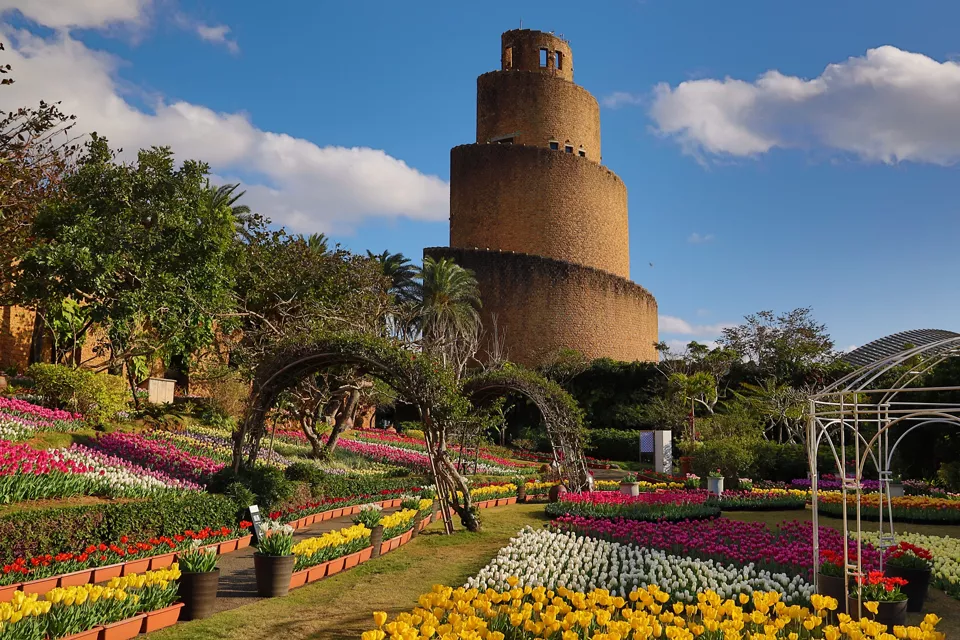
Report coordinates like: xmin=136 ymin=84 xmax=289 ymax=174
xmin=808 ymin=337 xmax=960 ymax=616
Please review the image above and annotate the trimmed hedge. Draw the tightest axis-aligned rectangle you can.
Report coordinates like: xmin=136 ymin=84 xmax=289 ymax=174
xmin=0 ymin=492 xmax=237 ymax=564
xmin=584 ymin=428 xmax=643 ymax=461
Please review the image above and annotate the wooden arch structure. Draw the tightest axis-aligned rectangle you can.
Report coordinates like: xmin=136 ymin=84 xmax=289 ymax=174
xmin=462 ymin=366 xmax=590 ymax=491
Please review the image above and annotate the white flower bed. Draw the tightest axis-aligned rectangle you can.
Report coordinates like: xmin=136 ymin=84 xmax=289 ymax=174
xmin=57 ymin=445 xmax=202 ymax=497
xmin=467 ymin=527 xmax=813 ymax=604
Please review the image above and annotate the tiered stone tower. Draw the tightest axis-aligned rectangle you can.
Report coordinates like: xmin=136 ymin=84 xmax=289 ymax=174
xmin=425 ymin=29 xmax=658 ymax=365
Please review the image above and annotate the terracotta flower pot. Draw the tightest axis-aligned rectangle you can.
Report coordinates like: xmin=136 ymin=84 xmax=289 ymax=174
xmin=505 ymin=496 xmax=517 ymax=505
xmin=847 ymin=597 xmax=907 ymax=627
xmin=358 ymin=547 xmax=373 ymax=563
xmin=547 ymin=484 xmax=567 ymax=503
xmin=61 ymin=625 xmax=103 ymax=640
xmin=178 ymin=570 xmax=220 ymax=621
xmin=331 ymin=508 xmax=344 ymax=518
xmin=236 ymin=535 xmax=253 ymax=549
xmin=122 ymin=558 xmax=150 ymax=576
xmin=142 ymin=602 xmax=184 ymax=632
xmin=886 ymin=566 xmax=931 ymax=612
xmin=58 ymin=569 xmax=94 ymax=588
xmin=218 ymin=539 xmax=239 ymax=554
xmin=21 ymin=576 xmax=58 ymax=595
xmin=0 ymin=583 xmax=20 ymax=603
xmin=101 ymin=614 xmax=146 ymax=640
xmin=149 ymin=552 xmax=176 ymax=571
xmin=253 ymin=554 xmax=296 ymax=598
xmin=400 ymin=530 xmax=412 ymax=545
xmin=307 ymin=562 xmax=328 ymax=583
xmin=290 ymin=569 xmax=309 ymax=588
xmin=325 ymin=556 xmax=346 ymax=576
xmin=344 ymin=551 xmax=361 ymax=569
xmin=93 ymin=563 xmax=124 ymax=583
xmin=817 ymin=573 xmax=847 ymax=615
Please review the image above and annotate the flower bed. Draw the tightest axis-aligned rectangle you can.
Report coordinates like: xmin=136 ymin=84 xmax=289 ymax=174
xmin=466 ymin=526 xmax=812 ymax=603
xmin=544 ymin=491 xmax=719 ymax=522
xmin=363 ymin=582 xmax=943 ymax=640
xmin=0 ymin=397 xmax=81 ymax=442
xmin=152 ymin=427 xmax=291 ymax=468
xmin=336 ymin=438 xmax=515 ymax=475
xmin=553 ymin=515 xmax=880 ymax=580
xmin=90 ymin=432 xmax=224 ymax=484
xmin=0 ymin=566 xmax=182 ymax=639
xmin=863 ymin=531 xmax=960 ymax=599
xmin=347 ymin=429 xmax=533 ymax=470
xmin=817 ymin=491 xmax=960 ymax=524
xmin=712 ymin=489 xmax=807 ymax=511
xmin=293 ymin=523 xmax=371 ymax=572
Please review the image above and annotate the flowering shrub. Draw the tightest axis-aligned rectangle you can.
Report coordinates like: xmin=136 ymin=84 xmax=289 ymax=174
xmin=362 ymin=583 xmax=945 ymax=640
xmin=466 ymin=527 xmax=812 ymax=603
xmin=553 ymin=515 xmax=880 ymax=580
xmin=545 ymin=491 xmax=719 ymax=522
xmin=91 ymin=432 xmax=224 ymax=484
xmin=292 ymin=523 xmax=370 ymax=571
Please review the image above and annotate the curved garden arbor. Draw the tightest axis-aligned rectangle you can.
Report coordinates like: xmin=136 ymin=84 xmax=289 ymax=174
xmin=462 ymin=366 xmax=590 ymax=491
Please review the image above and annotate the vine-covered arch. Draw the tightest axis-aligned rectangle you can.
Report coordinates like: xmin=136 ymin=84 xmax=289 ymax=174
xmin=462 ymin=365 xmax=590 ymax=491
xmin=233 ymin=333 xmax=459 ymax=470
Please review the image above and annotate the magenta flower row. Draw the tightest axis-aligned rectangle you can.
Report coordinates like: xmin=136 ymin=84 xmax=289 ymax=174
xmin=91 ymin=432 xmax=223 ymax=484
xmin=0 ymin=396 xmax=82 ymax=423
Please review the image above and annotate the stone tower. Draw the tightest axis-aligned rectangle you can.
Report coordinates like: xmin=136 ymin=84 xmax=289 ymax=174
xmin=425 ymin=29 xmax=658 ymax=365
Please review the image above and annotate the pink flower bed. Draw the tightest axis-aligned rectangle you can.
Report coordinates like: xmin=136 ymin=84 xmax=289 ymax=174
xmin=91 ymin=432 xmax=223 ymax=484
xmin=561 ymin=490 xmax=710 ymax=506
xmin=0 ymin=440 xmax=93 ymax=501
xmin=68 ymin=444 xmax=204 ymax=491
xmin=553 ymin=515 xmax=881 ymax=580
xmin=0 ymin=397 xmax=81 ymax=423
xmin=348 ymin=428 xmax=530 ymax=469
xmin=335 ymin=438 xmax=434 ymax=473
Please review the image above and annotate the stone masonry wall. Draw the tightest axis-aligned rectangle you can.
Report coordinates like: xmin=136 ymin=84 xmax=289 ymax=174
xmin=0 ymin=305 xmax=35 ymax=371
xmin=476 ymin=71 xmax=601 ymax=160
xmin=450 ymin=143 xmax=630 ymax=279
xmin=425 ymin=247 xmax=658 ymax=365
xmin=500 ymin=29 xmax=573 ymax=82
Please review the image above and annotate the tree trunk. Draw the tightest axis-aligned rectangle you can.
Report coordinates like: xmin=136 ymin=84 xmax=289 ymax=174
xmin=320 ymin=388 xmax=360 ymax=459
xmin=126 ymin=360 xmax=142 ymax=411
xmin=300 ymin=403 xmax=325 ymax=459
xmin=436 ymin=446 xmax=481 ymax=532
xmin=28 ymin=310 xmax=47 ymax=365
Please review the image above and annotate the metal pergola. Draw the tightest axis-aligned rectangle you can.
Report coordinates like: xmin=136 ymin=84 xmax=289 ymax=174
xmin=808 ymin=337 xmax=960 ymax=613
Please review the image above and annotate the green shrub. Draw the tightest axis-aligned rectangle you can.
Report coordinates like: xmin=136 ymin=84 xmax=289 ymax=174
xmin=938 ymin=461 xmax=960 ymax=492
xmin=750 ymin=441 xmax=808 ymax=482
xmin=208 ymin=466 xmax=294 ymax=511
xmin=309 ymin=474 xmax=426 ymax=499
xmin=224 ymin=482 xmax=257 ymax=515
xmin=28 ymin=363 xmax=129 ymax=424
xmin=284 ymin=461 xmax=325 ymax=484
xmin=0 ymin=492 xmax=236 ymax=564
xmin=405 ymin=429 xmax=425 ymax=441
xmin=692 ymin=437 xmax=757 ymax=479
xmin=584 ymin=428 xmax=643 ymax=461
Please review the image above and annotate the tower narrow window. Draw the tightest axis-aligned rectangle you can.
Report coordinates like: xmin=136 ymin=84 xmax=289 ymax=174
xmin=564 ymin=144 xmax=574 ymax=154
xmin=555 ymin=51 xmax=563 ymax=70
xmin=578 ymin=147 xmax=586 ymax=157
xmin=539 ymin=48 xmax=548 ymax=68
xmin=549 ymin=140 xmax=559 ymax=150
xmin=504 ymin=46 xmax=513 ymax=69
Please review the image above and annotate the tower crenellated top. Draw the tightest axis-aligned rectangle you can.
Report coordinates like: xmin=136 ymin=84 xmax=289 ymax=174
xmin=500 ymin=29 xmax=573 ymax=82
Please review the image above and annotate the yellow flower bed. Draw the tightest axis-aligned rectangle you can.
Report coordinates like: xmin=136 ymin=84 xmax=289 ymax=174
xmin=361 ymin=582 xmax=944 ymax=640
xmin=750 ymin=488 xmax=811 ymax=499
xmin=292 ymin=523 xmax=371 ymax=559
xmin=470 ymin=484 xmax=517 ymax=501
xmin=381 ymin=509 xmax=419 ymax=530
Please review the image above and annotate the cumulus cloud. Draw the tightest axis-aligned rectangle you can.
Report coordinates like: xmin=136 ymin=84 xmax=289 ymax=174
xmin=649 ymin=46 xmax=960 ymax=164
xmin=658 ymin=315 xmax=733 ymax=336
xmin=601 ymin=91 xmax=644 ymax=109
xmin=687 ymin=232 xmax=713 ymax=244
xmin=0 ymin=0 xmax=150 ymax=29
xmin=0 ymin=25 xmax=448 ymax=233
xmin=194 ymin=23 xmax=238 ymax=53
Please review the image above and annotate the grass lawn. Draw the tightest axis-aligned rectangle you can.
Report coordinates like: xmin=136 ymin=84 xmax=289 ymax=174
xmin=151 ymin=503 xmax=551 ymax=640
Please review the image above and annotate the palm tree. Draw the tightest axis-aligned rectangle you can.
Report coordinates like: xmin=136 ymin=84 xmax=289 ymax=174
xmin=302 ymin=232 xmax=329 ymax=255
xmin=367 ymin=250 xmax=417 ymax=303
xmin=412 ymin=256 xmax=482 ymax=370
xmin=205 ymin=182 xmax=253 ymax=237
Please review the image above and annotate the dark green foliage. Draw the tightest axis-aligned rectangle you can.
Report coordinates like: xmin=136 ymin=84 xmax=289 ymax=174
xmin=28 ymin=363 xmax=128 ymax=424
xmin=691 ymin=438 xmax=758 ymax=479
xmin=308 ymin=474 xmax=427 ymax=499
xmin=283 ymin=461 xmax=325 ymax=484
xmin=224 ymin=482 xmax=257 ymax=515
xmin=584 ymin=428 xmax=644 ymax=461
xmin=750 ymin=441 xmax=808 ymax=482
xmin=0 ymin=493 xmax=236 ymax=564
xmin=208 ymin=466 xmax=293 ymax=511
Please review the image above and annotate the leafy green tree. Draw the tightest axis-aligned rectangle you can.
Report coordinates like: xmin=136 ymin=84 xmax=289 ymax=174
xmin=11 ymin=136 xmax=237 ymax=404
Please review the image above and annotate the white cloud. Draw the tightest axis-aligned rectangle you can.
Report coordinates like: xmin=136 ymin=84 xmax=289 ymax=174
xmin=0 ymin=0 xmax=150 ymax=29
xmin=842 ymin=344 xmax=859 ymax=353
xmin=601 ymin=91 xmax=644 ymax=109
xmin=194 ymin=23 xmax=238 ymax=54
xmin=0 ymin=26 xmax=448 ymax=233
xmin=649 ymin=46 xmax=960 ymax=164
xmin=659 ymin=315 xmax=733 ymax=336
xmin=687 ymin=232 xmax=713 ymax=244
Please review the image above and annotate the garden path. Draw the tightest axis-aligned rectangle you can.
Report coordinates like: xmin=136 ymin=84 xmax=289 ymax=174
xmin=211 ymin=505 xmax=402 ymax=615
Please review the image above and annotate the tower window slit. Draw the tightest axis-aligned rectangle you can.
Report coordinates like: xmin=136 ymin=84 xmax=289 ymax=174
xmin=549 ymin=141 xmax=559 ymax=150
xmin=504 ymin=46 xmax=513 ymax=69
xmin=555 ymin=51 xmax=563 ymax=70
xmin=539 ymin=48 xmax=548 ymax=68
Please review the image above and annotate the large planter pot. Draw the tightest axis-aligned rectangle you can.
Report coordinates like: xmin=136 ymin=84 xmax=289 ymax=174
xmin=817 ymin=573 xmax=847 ymax=614
xmin=680 ymin=456 xmax=693 ymax=475
xmin=178 ymin=569 xmax=220 ymax=621
xmin=707 ymin=477 xmax=724 ymax=496
xmin=253 ymin=554 xmax=296 ymax=598
xmin=142 ymin=602 xmax=184 ymax=633
xmin=547 ymin=484 xmax=567 ymax=503
xmin=101 ymin=614 xmax=146 ymax=640
xmin=61 ymin=626 xmax=103 ymax=640
xmin=619 ymin=482 xmax=640 ymax=497
xmin=847 ymin=597 xmax=907 ymax=627
xmin=886 ymin=565 xmax=931 ymax=612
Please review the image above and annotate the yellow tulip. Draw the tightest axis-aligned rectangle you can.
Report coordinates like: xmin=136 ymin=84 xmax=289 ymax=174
xmin=372 ymin=611 xmax=387 ymax=627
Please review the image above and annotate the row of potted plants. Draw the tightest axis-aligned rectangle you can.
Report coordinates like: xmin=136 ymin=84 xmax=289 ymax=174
xmin=0 ymin=566 xmax=183 ymax=640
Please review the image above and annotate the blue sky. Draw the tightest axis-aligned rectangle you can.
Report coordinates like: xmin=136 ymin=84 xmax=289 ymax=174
xmin=2 ymin=0 xmax=958 ymax=353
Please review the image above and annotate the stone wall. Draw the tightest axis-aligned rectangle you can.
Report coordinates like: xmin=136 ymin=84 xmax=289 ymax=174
xmin=424 ymin=247 xmax=658 ymax=365
xmin=450 ymin=143 xmax=629 ymax=279
xmin=500 ymin=29 xmax=573 ymax=82
xmin=0 ymin=305 xmax=35 ymax=371
xmin=476 ymin=71 xmax=600 ymax=160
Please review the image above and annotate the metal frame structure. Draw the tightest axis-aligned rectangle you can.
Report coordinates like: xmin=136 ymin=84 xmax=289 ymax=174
xmin=808 ymin=337 xmax=960 ymax=613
